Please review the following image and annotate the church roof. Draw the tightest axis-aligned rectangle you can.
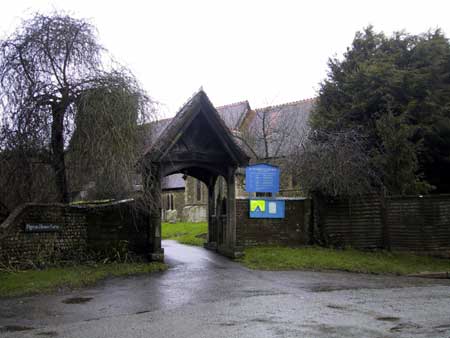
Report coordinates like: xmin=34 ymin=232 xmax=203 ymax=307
xmin=216 ymin=100 xmax=250 ymax=130
xmin=162 ymin=173 xmax=185 ymax=190
xmin=244 ymin=98 xmax=316 ymax=159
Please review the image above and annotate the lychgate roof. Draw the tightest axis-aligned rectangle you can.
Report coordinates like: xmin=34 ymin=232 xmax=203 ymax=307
xmin=143 ymin=100 xmax=250 ymax=148
xmin=143 ymin=89 xmax=249 ymax=170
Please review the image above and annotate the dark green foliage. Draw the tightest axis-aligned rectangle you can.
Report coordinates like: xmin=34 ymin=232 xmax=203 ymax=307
xmin=312 ymin=26 xmax=450 ymax=194
xmin=375 ymin=112 xmax=432 ymax=194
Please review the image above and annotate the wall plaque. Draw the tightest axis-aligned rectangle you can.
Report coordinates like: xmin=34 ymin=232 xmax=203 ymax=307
xmin=25 ymin=223 xmax=61 ymax=232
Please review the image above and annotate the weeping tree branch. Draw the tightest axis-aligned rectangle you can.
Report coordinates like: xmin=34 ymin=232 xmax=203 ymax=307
xmin=0 ymin=11 xmax=156 ymax=209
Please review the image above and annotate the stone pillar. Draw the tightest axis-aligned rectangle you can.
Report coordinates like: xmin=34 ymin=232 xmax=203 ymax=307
xmin=144 ymin=163 xmax=164 ymax=262
xmin=205 ymin=175 xmax=218 ymax=250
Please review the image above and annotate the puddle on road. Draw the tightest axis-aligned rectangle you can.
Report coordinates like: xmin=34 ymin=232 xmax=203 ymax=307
xmin=310 ymin=285 xmax=356 ymax=292
xmin=135 ymin=310 xmax=151 ymax=315
xmin=239 ymin=289 xmax=287 ymax=297
xmin=327 ymin=304 xmax=347 ymax=310
xmin=377 ymin=316 xmax=400 ymax=322
xmin=37 ymin=331 xmax=58 ymax=336
xmin=390 ymin=322 xmax=422 ymax=332
xmin=62 ymin=297 xmax=93 ymax=304
xmin=219 ymin=322 xmax=238 ymax=327
xmin=0 ymin=325 xmax=34 ymax=332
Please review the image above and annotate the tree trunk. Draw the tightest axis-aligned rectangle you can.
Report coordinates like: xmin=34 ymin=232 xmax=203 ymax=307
xmin=51 ymin=107 xmax=69 ymax=203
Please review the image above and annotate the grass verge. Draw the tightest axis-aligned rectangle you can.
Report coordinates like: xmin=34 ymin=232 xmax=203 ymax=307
xmin=162 ymin=222 xmax=207 ymax=246
xmin=0 ymin=262 xmax=167 ymax=297
xmin=239 ymin=246 xmax=450 ymax=275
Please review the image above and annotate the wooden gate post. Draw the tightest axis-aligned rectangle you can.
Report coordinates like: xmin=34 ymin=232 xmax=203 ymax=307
xmin=144 ymin=162 xmax=164 ymax=262
xmin=217 ymin=167 xmax=243 ymax=258
xmin=205 ymin=176 xmax=218 ymax=250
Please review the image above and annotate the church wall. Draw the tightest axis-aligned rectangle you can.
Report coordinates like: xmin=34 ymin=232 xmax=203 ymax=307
xmin=183 ymin=176 xmax=208 ymax=222
xmin=161 ymin=189 xmax=185 ymax=222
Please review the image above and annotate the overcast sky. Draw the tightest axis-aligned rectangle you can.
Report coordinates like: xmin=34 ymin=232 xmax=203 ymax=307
xmin=1 ymin=0 xmax=450 ymax=117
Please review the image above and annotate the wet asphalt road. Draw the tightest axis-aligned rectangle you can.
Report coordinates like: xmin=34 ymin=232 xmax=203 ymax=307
xmin=1 ymin=240 xmax=450 ymax=338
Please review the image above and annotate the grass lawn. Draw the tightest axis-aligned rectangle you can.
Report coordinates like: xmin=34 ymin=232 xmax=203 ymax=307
xmin=160 ymin=222 xmax=450 ymax=276
xmin=0 ymin=262 xmax=167 ymax=297
xmin=239 ymin=246 xmax=450 ymax=275
xmin=162 ymin=222 xmax=207 ymax=246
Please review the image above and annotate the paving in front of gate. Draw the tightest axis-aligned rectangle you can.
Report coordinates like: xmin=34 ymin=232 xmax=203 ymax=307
xmin=1 ymin=240 xmax=450 ymax=338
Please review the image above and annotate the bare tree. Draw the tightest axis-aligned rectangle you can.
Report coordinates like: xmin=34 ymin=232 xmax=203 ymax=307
xmin=0 ymin=12 xmax=154 ymax=205
xmin=238 ymin=101 xmax=310 ymax=161
xmin=290 ymin=129 xmax=380 ymax=197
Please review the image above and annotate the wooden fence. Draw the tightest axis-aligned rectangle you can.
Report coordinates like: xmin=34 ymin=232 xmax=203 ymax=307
xmin=315 ymin=194 xmax=450 ymax=256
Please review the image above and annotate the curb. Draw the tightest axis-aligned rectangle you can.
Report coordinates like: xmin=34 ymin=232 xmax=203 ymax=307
xmin=408 ymin=272 xmax=450 ymax=279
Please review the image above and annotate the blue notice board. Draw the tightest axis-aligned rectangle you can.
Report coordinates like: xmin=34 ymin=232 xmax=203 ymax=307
xmin=249 ymin=199 xmax=285 ymax=218
xmin=245 ymin=164 xmax=280 ymax=193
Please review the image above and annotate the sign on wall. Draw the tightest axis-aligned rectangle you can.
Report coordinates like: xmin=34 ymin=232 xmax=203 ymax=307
xmin=25 ymin=223 xmax=60 ymax=232
xmin=245 ymin=164 xmax=280 ymax=193
xmin=249 ymin=199 xmax=285 ymax=218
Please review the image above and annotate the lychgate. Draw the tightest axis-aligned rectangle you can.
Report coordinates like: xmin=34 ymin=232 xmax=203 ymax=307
xmin=141 ymin=90 xmax=249 ymax=261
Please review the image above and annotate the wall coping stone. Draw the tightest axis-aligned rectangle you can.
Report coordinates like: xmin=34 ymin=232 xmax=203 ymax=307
xmin=69 ymin=199 xmax=135 ymax=209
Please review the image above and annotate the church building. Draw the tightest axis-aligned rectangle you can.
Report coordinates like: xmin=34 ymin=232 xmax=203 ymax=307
xmin=155 ymin=97 xmax=315 ymax=223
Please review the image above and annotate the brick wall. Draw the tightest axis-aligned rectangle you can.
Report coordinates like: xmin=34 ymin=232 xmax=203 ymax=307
xmin=84 ymin=201 xmax=149 ymax=255
xmin=0 ymin=200 xmax=149 ymax=265
xmin=236 ymin=198 xmax=311 ymax=247
xmin=0 ymin=203 xmax=87 ymax=263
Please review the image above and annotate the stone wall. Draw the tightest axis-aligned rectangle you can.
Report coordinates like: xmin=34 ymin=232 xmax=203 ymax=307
xmin=235 ymin=198 xmax=311 ymax=247
xmin=183 ymin=205 xmax=207 ymax=223
xmin=184 ymin=176 xmax=207 ymax=222
xmin=161 ymin=189 xmax=185 ymax=222
xmin=185 ymin=176 xmax=207 ymax=206
xmin=0 ymin=200 xmax=150 ymax=265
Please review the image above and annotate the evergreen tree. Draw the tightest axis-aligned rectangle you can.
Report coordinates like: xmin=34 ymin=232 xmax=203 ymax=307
xmin=312 ymin=26 xmax=450 ymax=194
